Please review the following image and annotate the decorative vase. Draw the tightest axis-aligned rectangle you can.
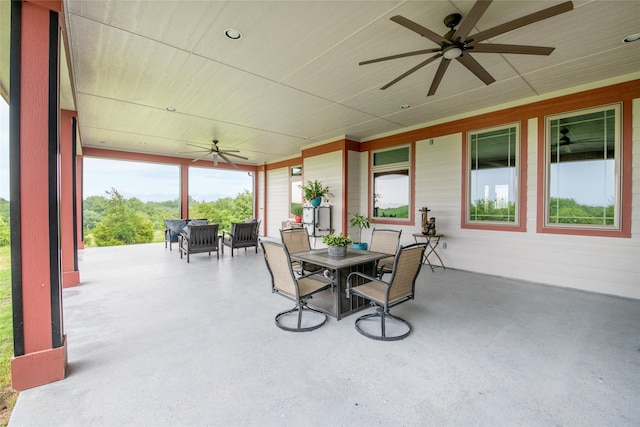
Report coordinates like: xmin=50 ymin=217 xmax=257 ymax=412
xmin=352 ymin=242 xmax=368 ymax=250
xmin=310 ymin=196 xmax=322 ymax=207
xmin=327 ymin=246 xmax=347 ymax=257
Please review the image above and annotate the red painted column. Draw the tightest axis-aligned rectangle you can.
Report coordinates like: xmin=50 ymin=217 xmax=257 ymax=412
xmin=60 ymin=109 xmax=79 ymax=287
xmin=9 ymin=0 xmax=67 ymax=390
xmin=181 ymin=165 xmax=189 ymax=218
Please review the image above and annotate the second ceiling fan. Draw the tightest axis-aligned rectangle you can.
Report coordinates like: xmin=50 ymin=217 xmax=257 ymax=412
xmin=184 ymin=139 xmax=248 ymax=169
xmin=359 ymin=0 xmax=573 ymax=96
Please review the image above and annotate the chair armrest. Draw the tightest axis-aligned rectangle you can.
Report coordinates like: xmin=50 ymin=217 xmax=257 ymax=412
xmin=222 ymin=230 xmax=235 ymax=239
xmin=346 ymin=271 xmax=386 ymax=298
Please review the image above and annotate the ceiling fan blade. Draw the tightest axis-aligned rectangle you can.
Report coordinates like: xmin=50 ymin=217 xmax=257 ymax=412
xmin=469 ymin=1 xmax=573 ymax=44
xmin=381 ymin=54 xmax=441 ymax=90
xmin=456 ymin=53 xmax=496 ymax=86
xmin=218 ymin=152 xmax=238 ymax=169
xmin=359 ymin=48 xmax=441 ymax=66
xmin=186 ymin=142 xmax=210 ymax=149
xmin=453 ymin=0 xmax=493 ymax=41
xmin=470 ymin=43 xmax=555 ymax=55
xmin=390 ymin=15 xmax=448 ymax=46
xmin=220 ymin=152 xmax=249 ymax=160
xmin=192 ymin=151 xmax=212 ymax=163
xmin=427 ymin=58 xmax=451 ymax=96
xmin=181 ymin=149 xmax=210 ymax=153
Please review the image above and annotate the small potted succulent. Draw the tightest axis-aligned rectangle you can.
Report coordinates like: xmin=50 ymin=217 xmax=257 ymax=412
xmin=291 ymin=205 xmax=303 ymax=223
xmin=349 ymin=213 xmax=372 ymax=250
xmin=322 ymin=233 xmax=353 ymax=257
xmin=300 ymin=179 xmax=333 ymax=207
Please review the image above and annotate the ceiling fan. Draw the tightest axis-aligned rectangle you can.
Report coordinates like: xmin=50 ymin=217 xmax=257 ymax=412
xmin=183 ymin=139 xmax=248 ymax=169
xmin=359 ymin=0 xmax=573 ymax=96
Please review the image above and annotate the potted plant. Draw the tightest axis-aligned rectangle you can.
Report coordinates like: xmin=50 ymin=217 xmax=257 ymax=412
xmin=299 ymin=179 xmax=333 ymax=207
xmin=321 ymin=233 xmax=353 ymax=257
xmin=349 ymin=213 xmax=372 ymax=250
xmin=291 ymin=205 xmax=303 ymax=223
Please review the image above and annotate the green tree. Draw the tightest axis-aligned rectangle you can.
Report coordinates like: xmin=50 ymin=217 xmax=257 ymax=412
xmin=92 ymin=188 xmax=154 ymax=246
xmin=0 ymin=217 xmax=9 ymax=247
xmin=189 ymin=190 xmax=253 ymax=231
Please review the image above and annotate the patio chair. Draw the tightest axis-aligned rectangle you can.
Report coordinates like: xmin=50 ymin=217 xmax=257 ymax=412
xmin=280 ymin=228 xmax=321 ymax=275
xmin=261 ymin=241 xmax=332 ymax=332
xmin=221 ymin=221 xmax=260 ymax=256
xmin=164 ymin=219 xmax=187 ymax=251
xmin=346 ymin=242 xmax=425 ymax=341
xmin=179 ymin=224 xmax=220 ymax=262
xmin=369 ymin=228 xmax=402 ymax=278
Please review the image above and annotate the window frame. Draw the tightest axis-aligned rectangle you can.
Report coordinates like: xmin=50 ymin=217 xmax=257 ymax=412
xmin=462 ymin=122 xmax=526 ymax=232
xmin=289 ymin=165 xmax=302 ymax=216
xmin=369 ymin=144 xmax=413 ymax=224
xmin=542 ymin=103 xmax=623 ymax=233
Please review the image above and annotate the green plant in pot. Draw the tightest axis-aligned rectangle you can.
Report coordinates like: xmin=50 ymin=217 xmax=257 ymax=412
xmin=299 ymin=179 xmax=333 ymax=207
xmin=349 ymin=213 xmax=372 ymax=250
xmin=291 ymin=205 xmax=303 ymax=223
xmin=322 ymin=233 xmax=353 ymax=257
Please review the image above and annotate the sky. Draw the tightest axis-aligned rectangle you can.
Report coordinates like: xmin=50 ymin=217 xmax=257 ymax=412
xmin=84 ymin=158 xmax=253 ymax=202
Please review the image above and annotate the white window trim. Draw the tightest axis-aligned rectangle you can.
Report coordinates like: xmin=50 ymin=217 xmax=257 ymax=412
xmin=370 ymin=144 xmax=412 ymax=222
xmin=543 ymin=103 xmax=622 ymax=231
xmin=466 ymin=123 xmax=521 ymax=226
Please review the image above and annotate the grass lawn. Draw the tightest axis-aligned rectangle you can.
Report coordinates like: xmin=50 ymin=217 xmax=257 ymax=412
xmin=0 ymin=246 xmax=17 ymax=426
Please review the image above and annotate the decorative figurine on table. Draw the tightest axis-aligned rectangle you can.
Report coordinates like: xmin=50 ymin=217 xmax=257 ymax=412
xmin=420 ymin=207 xmax=437 ymax=236
xmin=427 ymin=217 xmax=437 ymax=236
xmin=420 ymin=207 xmax=430 ymax=234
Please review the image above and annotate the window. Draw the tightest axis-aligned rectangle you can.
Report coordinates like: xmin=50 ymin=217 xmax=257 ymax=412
xmin=371 ymin=146 xmax=411 ymax=220
xmin=467 ymin=124 xmax=520 ymax=225
xmin=290 ymin=166 xmax=302 ymax=215
xmin=544 ymin=104 xmax=621 ymax=230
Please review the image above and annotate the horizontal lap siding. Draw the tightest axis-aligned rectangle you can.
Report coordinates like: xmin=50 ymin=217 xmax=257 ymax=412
xmin=404 ymin=107 xmax=640 ymax=299
xmin=265 ymin=168 xmax=288 ymax=237
xmin=304 ymin=151 xmax=343 ymax=235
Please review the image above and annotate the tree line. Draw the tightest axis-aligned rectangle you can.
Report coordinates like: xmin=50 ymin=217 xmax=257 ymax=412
xmin=83 ymin=188 xmax=253 ymax=246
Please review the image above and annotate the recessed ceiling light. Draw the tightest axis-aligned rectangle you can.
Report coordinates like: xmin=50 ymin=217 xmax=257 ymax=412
xmin=623 ymin=33 xmax=640 ymax=43
xmin=400 ymin=104 xmax=411 ymax=109
xmin=166 ymin=106 xmax=176 ymax=112
xmin=224 ymin=28 xmax=242 ymax=40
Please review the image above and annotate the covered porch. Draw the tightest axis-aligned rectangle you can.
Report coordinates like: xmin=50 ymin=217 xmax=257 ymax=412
xmin=8 ymin=243 xmax=640 ymax=425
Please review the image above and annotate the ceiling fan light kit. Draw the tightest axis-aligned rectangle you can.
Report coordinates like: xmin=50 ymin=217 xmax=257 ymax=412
xmin=360 ymin=0 xmax=574 ymax=96
xmin=442 ymin=45 xmax=462 ymax=60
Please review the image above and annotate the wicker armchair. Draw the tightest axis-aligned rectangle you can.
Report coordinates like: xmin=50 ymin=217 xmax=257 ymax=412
xmin=178 ymin=224 xmax=220 ymax=262
xmin=164 ymin=219 xmax=187 ymax=250
xmin=346 ymin=243 xmax=425 ymax=340
xmin=221 ymin=220 xmax=260 ymax=256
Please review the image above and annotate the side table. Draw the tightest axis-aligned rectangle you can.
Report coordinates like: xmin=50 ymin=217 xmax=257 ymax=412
xmin=412 ymin=233 xmax=445 ymax=272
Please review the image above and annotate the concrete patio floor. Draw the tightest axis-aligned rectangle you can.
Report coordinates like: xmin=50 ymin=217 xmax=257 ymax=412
xmin=8 ymin=242 xmax=640 ymax=426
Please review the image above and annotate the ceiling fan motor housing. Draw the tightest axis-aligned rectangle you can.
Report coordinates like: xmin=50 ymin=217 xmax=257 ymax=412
xmin=444 ymin=13 xmax=462 ymax=29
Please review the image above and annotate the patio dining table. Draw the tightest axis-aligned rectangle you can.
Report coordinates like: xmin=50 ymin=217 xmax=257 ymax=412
xmin=289 ymin=248 xmax=390 ymax=320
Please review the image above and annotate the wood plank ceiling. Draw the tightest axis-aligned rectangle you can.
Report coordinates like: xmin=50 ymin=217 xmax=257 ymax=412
xmin=3 ymin=1 xmax=640 ymax=167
